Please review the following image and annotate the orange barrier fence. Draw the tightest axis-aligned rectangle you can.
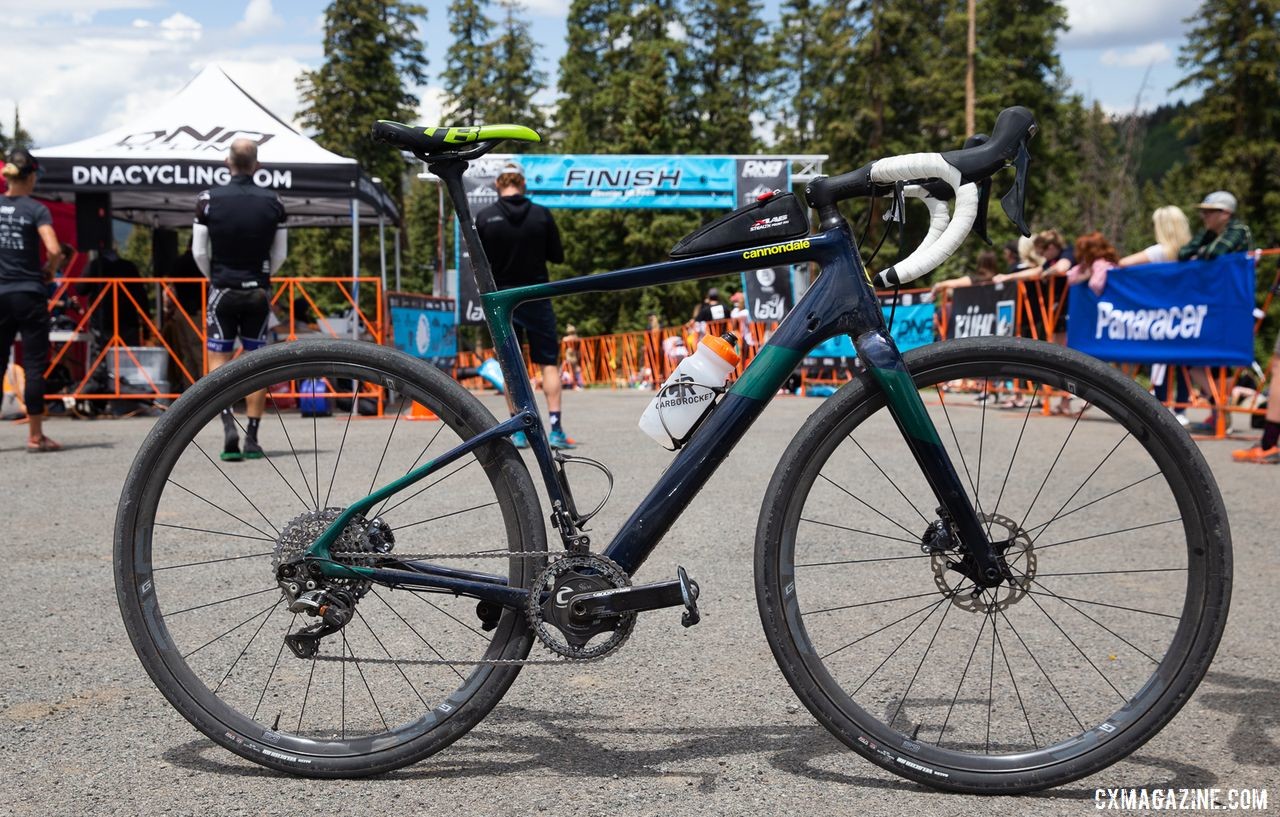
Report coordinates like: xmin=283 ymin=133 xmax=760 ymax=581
xmin=37 ymin=276 xmax=382 ymax=403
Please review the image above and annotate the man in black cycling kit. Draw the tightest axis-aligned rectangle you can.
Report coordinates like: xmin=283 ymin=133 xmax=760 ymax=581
xmin=193 ymin=139 xmax=287 ymax=461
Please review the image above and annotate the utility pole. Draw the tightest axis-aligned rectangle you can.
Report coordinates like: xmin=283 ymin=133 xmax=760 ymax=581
xmin=965 ymin=0 xmax=976 ymax=136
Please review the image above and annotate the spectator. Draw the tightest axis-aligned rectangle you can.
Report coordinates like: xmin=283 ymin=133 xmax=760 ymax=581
xmin=1179 ymin=191 xmax=1253 ymax=261
xmin=1063 ymin=232 xmax=1118 ymax=297
xmin=729 ymin=290 xmax=752 ymax=347
xmin=694 ymin=287 xmax=729 ymax=322
xmin=1234 ymin=333 xmax=1280 ymax=463
xmin=475 ymin=161 xmax=575 ymax=449
xmin=561 ymin=323 xmax=584 ymax=390
xmin=1119 ymin=206 xmax=1192 ymax=267
xmin=194 ymin=138 xmax=288 ymax=461
xmin=0 ymin=149 xmax=64 ymax=451
xmin=933 ymin=249 xmax=1000 ymax=295
xmin=1001 ymin=240 xmax=1021 ymax=273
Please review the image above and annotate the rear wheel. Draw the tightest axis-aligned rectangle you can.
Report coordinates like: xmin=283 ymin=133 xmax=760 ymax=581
xmin=115 ymin=341 xmax=545 ymax=776
xmin=756 ymin=337 xmax=1230 ymax=793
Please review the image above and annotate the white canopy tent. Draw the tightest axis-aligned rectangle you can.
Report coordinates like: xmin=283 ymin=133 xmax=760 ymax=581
xmin=32 ymin=64 xmax=400 ymax=288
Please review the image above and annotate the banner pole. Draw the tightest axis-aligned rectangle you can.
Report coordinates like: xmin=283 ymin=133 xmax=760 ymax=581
xmin=351 ymin=199 xmax=360 ymax=339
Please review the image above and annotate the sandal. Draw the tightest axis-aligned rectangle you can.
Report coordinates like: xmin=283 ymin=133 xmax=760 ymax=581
xmin=27 ymin=435 xmax=63 ymax=453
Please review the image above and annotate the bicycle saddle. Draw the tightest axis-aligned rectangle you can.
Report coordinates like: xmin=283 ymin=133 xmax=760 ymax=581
xmin=371 ymin=121 xmax=541 ymax=155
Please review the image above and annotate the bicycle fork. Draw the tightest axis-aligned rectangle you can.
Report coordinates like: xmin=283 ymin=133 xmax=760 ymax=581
xmin=854 ymin=329 xmax=1008 ymax=589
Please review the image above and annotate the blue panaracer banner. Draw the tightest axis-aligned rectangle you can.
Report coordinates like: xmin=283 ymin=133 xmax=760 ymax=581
xmin=1066 ymin=253 xmax=1255 ymax=366
xmin=518 ymin=155 xmax=736 ymax=209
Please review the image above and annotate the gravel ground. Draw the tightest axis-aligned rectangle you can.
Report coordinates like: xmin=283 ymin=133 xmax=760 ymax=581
xmin=1 ymin=386 xmax=1275 ymax=817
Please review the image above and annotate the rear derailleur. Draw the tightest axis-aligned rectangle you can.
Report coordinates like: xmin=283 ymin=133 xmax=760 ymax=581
xmin=282 ymin=586 xmax=358 ymax=659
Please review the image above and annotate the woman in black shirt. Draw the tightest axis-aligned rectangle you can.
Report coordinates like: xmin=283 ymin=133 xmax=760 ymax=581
xmin=1 ymin=149 xmax=65 ymax=452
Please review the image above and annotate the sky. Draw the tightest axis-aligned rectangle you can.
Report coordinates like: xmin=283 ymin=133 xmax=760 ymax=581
xmin=1 ymin=0 xmax=1203 ymax=150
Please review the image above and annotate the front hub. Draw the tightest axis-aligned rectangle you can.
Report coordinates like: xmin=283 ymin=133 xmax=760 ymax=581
xmin=927 ymin=512 xmax=1035 ymax=612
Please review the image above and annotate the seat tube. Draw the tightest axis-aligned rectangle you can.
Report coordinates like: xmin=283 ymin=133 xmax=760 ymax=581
xmin=853 ymin=330 xmax=1002 ymax=582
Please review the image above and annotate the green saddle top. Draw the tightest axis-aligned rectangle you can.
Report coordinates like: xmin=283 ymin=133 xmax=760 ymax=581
xmin=370 ymin=121 xmax=541 ymax=154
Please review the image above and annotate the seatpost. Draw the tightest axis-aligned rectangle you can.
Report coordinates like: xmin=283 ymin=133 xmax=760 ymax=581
xmin=427 ymin=158 xmax=498 ymax=296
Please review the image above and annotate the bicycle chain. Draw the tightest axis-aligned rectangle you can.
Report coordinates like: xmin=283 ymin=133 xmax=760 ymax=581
xmin=320 ymin=548 xmax=612 ymax=666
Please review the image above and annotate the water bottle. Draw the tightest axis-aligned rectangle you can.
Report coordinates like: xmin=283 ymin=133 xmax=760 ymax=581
xmin=639 ymin=332 xmax=740 ymax=449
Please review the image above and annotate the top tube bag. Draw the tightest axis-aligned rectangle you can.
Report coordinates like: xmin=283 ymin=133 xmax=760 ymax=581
xmin=669 ymin=191 xmax=810 ymax=258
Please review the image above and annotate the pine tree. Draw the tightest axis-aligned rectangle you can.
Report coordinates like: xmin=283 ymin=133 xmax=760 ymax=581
xmin=1175 ymin=0 xmax=1280 ymax=247
xmin=297 ymin=0 xmax=428 ymax=204
xmin=686 ymin=0 xmax=771 ymax=151
xmin=441 ymin=0 xmax=493 ymax=125
xmin=488 ymin=0 xmax=546 ymax=140
xmin=770 ymin=0 xmax=828 ymax=153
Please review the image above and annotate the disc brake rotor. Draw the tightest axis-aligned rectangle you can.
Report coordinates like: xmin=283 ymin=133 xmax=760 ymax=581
xmin=931 ymin=511 xmax=1035 ymax=612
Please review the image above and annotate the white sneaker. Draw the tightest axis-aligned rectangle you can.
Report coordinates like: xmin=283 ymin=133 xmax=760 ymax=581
xmin=1173 ymin=412 xmax=1190 ymax=428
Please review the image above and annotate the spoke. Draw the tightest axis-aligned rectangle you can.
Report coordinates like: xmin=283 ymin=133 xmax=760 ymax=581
xmin=368 ymin=395 xmax=409 ymax=497
xmin=213 ymin=602 xmax=279 ymax=694
xmin=797 ymin=553 xmax=932 ymax=568
xmin=371 ymin=590 xmax=466 ymax=681
xmin=1023 ymin=473 xmax=1163 ymax=537
xmin=816 ymin=473 xmax=920 ymax=541
xmin=937 ymin=612 xmax=988 ymax=746
xmin=344 ymin=629 xmax=389 ymax=731
xmin=154 ymin=551 xmax=274 ymax=571
xmin=1030 ymin=518 xmax=1182 ymax=556
xmin=254 ymin=614 xmax=298 ymax=720
xmin=189 ymin=439 xmax=281 ymax=535
xmin=324 ymin=382 xmax=360 ymax=509
xmin=409 ymin=592 xmax=488 ymax=640
xmin=182 ymin=601 xmax=278 ymax=660
xmin=1025 ymin=591 xmax=1128 ymax=702
xmin=994 ymin=619 xmax=1038 ymax=749
xmin=986 ymin=608 xmax=996 ymax=753
xmin=853 ymin=591 xmax=957 ymax=696
xmin=394 ymin=501 xmax=498 ymax=533
xmin=1034 ymin=567 xmax=1187 ymax=578
xmin=167 ymin=479 xmax=274 ymax=540
xmin=1028 ymin=432 xmax=1132 ymax=547
xmin=296 ymin=653 xmax=318 ymax=733
xmin=167 ymin=586 xmax=279 ymax=617
xmin=153 ymin=522 xmax=275 ymax=543
xmin=997 ymin=607 xmax=1084 ymax=731
xmin=888 ymin=591 xmax=955 ymax=730
xmin=848 ymin=434 xmax=929 ymax=526
xmin=375 ymin=421 xmax=449 ymax=519
xmin=262 ymin=392 xmax=318 ymax=510
xmin=821 ymin=598 xmax=946 ymax=660
xmin=313 ymin=412 xmax=320 ymax=514
xmin=934 ymin=383 xmax=988 ymax=522
xmin=356 ymin=607 xmax=437 ymax=705
xmin=803 ymin=589 xmax=944 ymax=617
xmin=1016 ymin=402 xmax=1091 ymax=533
xmin=986 ymin=383 xmax=1041 ymax=538
xmin=1023 ymin=587 xmax=1180 ymax=619
xmin=380 ymin=459 xmax=477 ymax=518
xmin=798 ymin=517 xmax=922 ymax=546
xmin=1026 ymin=577 xmax=1161 ymax=664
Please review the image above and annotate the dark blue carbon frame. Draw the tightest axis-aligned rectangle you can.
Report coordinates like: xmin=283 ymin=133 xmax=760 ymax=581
xmin=308 ymin=160 xmax=998 ymax=606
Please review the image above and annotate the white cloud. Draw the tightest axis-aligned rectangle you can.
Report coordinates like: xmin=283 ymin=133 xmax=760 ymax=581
xmin=416 ymin=86 xmax=446 ymax=126
xmin=1100 ymin=41 xmax=1173 ymax=68
xmin=1061 ymin=0 xmax=1199 ymax=48
xmin=12 ymin=0 xmax=159 ymax=25
xmin=520 ymin=0 xmax=570 ymax=16
xmin=236 ymin=0 xmax=284 ymax=36
xmin=132 ymin=19 xmax=152 ymax=28
xmin=158 ymin=13 xmax=202 ymax=43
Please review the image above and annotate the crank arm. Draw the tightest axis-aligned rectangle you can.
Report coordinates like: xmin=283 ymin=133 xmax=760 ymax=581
xmin=569 ymin=570 xmax=701 ymax=623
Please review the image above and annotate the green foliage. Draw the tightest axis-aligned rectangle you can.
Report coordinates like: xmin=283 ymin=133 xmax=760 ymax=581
xmin=0 ymin=105 xmax=33 ymax=153
xmin=488 ymin=0 xmax=547 ymax=140
xmin=686 ymin=0 xmax=772 ymax=151
xmin=441 ymin=0 xmax=493 ymax=125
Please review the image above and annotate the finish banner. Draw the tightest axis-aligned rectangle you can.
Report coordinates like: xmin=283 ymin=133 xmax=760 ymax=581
xmin=387 ymin=292 xmax=458 ymax=368
xmin=1066 ymin=253 xmax=1255 ymax=366
xmin=945 ymin=283 xmax=1017 ymax=339
xmin=459 ymin=154 xmax=737 ymax=209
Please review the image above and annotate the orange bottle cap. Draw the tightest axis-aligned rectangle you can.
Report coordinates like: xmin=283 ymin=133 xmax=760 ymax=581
xmin=701 ymin=334 xmax=741 ymax=366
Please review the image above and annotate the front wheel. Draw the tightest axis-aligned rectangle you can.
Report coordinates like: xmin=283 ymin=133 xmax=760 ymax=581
xmin=756 ymin=337 xmax=1230 ymax=793
xmin=115 ymin=341 xmax=546 ymax=777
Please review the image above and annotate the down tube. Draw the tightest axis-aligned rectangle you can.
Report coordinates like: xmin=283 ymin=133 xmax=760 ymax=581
xmin=602 ymin=271 xmax=855 ymax=575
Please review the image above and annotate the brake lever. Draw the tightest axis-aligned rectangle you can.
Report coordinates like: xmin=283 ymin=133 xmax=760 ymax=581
xmin=973 ymin=177 xmax=993 ymax=246
xmin=1000 ymin=141 xmax=1032 ymax=237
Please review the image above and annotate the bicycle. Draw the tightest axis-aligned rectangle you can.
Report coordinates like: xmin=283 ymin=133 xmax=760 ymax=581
xmin=114 ymin=107 xmax=1231 ymax=793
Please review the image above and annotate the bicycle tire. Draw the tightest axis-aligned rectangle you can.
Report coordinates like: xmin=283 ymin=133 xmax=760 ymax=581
xmin=756 ymin=336 xmax=1230 ymax=793
xmin=115 ymin=340 xmax=546 ymax=777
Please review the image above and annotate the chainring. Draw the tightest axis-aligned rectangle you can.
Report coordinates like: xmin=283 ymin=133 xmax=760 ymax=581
xmin=527 ymin=553 xmax=636 ymax=660
xmin=931 ymin=511 xmax=1035 ymax=612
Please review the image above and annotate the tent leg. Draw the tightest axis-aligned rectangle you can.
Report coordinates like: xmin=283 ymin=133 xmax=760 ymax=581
xmin=351 ymin=199 xmax=360 ymax=340
xmin=394 ymin=227 xmax=402 ymax=292
xmin=379 ymin=213 xmax=387 ymax=296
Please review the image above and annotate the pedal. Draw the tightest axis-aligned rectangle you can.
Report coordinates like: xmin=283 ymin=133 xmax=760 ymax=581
xmin=677 ymin=566 xmax=700 ymax=628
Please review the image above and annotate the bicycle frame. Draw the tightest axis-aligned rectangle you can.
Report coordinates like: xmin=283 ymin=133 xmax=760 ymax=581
xmin=306 ymin=160 xmax=996 ymax=605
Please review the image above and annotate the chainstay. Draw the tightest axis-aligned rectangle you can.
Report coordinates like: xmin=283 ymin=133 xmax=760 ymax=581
xmin=330 ymin=549 xmax=566 ymax=561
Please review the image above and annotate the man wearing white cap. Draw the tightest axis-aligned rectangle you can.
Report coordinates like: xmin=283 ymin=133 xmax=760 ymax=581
xmin=1178 ymin=191 xmax=1253 ymax=261
xmin=475 ymin=160 xmax=575 ymax=449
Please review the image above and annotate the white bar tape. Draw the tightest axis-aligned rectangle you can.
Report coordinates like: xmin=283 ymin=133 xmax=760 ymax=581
xmin=903 ymin=185 xmax=950 ymax=256
xmin=875 ymin=183 xmax=979 ymax=287
xmin=870 ymin=153 xmax=961 ymax=189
